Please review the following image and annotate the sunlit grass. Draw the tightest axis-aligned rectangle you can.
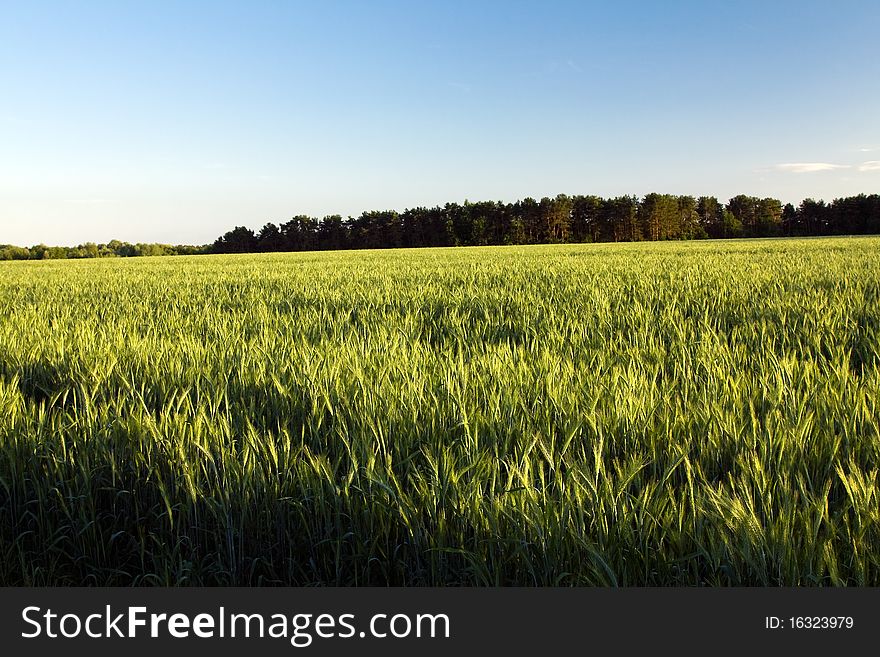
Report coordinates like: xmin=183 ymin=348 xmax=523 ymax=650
xmin=0 ymin=237 xmax=878 ymax=585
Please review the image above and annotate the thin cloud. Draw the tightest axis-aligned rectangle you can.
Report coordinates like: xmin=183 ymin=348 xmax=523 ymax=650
xmin=859 ymin=161 xmax=880 ymax=171
xmin=447 ymin=82 xmax=472 ymax=92
xmin=775 ymin=162 xmax=850 ymax=173
xmin=546 ymin=59 xmax=583 ymax=74
xmin=0 ymin=114 xmax=28 ymax=124
xmin=63 ymin=199 xmax=117 ymax=204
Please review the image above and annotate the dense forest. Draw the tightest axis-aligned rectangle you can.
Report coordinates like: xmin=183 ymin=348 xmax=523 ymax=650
xmin=3 ymin=193 xmax=879 ymax=260
xmin=212 ymin=193 xmax=880 ymax=253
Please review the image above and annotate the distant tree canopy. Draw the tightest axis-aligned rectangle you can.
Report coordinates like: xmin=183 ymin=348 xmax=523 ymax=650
xmin=0 ymin=240 xmax=208 ymax=261
xmin=3 ymin=193 xmax=879 ymax=261
xmin=211 ymin=193 xmax=880 ymax=254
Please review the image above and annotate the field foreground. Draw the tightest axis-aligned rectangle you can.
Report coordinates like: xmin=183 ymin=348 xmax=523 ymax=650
xmin=1 ymin=238 xmax=878 ymax=585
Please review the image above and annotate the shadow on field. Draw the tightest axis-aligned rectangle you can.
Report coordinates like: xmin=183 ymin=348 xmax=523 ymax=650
xmin=850 ymin=311 xmax=879 ymax=376
xmin=0 ymin=355 xmax=75 ymax=409
xmin=1 ymin=351 xmax=875 ymax=586
xmin=0 ymin=434 xmax=508 ymax=586
xmin=416 ymin=301 xmax=529 ymax=348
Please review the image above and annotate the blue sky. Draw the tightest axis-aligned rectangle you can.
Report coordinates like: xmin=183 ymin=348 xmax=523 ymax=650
xmin=2 ymin=1 xmax=879 ymax=245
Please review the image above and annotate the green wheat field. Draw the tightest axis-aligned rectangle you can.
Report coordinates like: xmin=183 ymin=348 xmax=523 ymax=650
xmin=1 ymin=237 xmax=878 ymax=585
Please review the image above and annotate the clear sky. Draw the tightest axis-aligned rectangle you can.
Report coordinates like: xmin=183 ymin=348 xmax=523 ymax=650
xmin=2 ymin=0 xmax=879 ymax=246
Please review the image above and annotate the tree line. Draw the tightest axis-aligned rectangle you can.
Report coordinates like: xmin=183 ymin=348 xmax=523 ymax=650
xmin=0 ymin=240 xmax=208 ymax=261
xmin=3 ymin=193 xmax=879 ymax=260
xmin=212 ymin=193 xmax=880 ymax=253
